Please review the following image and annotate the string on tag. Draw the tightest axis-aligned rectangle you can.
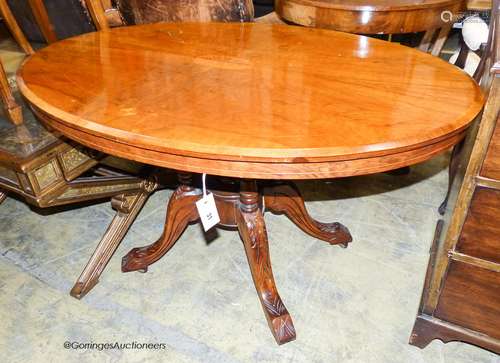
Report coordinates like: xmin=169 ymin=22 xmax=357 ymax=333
xmin=202 ymin=173 xmax=207 ymax=197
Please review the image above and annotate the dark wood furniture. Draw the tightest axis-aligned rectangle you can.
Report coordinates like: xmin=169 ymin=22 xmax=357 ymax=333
xmin=18 ymin=22 xmax=484 ymax=345
xmin=410 ymin=0 xmax=500 ymax=353
xmin=115 ymin=0 xmax=254 ymax=23
xmin=275 ymin=0 xmax=465 ymax=55
xmin=7 ymin=0 xmax=96 ymax=42
xmin=0 ymin=0 xmax=158 ymax=300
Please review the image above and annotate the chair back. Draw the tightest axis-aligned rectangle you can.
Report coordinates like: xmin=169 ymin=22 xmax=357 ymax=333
xmin=114 ymin=0 xmax=254 ymax=25
xmin=473 ymin=0 xmax=500 ymax=91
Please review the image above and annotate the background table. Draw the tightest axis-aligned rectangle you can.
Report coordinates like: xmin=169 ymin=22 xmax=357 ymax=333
xmin=18 ymin=22 xmax=484 ymax=345
xmin=275 ymin=0 xmax=465 ymax=34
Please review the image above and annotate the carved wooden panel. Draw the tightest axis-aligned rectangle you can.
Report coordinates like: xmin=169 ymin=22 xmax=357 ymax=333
xmin=456 ymin=187 xmax=500 ymax=264
xmin=435 ymin=261 xmax=500 ymax=340
xmin=115 ymin=0 xmax=254 ymax=24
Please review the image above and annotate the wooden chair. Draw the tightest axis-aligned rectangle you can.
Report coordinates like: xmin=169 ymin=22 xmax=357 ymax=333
xmin=0 ymin=0 xmax=158 ymax=299
xmin=85 ymin=0 xmax=284 ymax=29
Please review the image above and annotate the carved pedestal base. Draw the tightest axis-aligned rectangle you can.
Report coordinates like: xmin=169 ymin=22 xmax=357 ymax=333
xmin=122 ymin=176 xmax=352 ymax=345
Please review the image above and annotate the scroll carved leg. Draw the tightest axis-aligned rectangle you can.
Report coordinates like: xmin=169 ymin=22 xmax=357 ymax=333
xmin=263 ymin=183 xmax=352 ymax=248
xmin=237 ymin=180 xmax=296 ymax=345
xmin=70 ymin=179 xmax=158 ymax=299
xmin=121 ymin=174 xmax=201 ymax=273
xmin=0 ymin=190 xmax=7 ymax=205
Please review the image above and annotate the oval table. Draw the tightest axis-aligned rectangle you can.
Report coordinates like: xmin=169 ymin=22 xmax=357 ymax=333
xmin=275 ymin=0 xmax=465 ymax=34
xmin=18 ymin=22 xmax=484 ymax=345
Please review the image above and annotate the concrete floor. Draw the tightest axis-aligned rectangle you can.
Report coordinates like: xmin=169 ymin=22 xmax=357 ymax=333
xmin=0 ymin=35 xmax=499 ymax=363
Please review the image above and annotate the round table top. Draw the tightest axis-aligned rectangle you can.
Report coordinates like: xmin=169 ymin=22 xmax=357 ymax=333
xmin=275 ymin=0 xmax=465 ymax=34
xmin=18 ymin=22 xmax=483 ymax=179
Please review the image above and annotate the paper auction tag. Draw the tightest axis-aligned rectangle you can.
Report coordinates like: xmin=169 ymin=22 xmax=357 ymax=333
xmin=196 ymin=192 xmax=220 ymax=231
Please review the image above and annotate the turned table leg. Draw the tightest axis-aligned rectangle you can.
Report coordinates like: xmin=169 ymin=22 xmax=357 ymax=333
xmin=70 ymin=179 xmax=157 ymax=299
xmin=121 ymin=173 xmax=201 ymax=272
xmin=237 ymin=180 xmax=296 ymax=344
xmin=263 ymin=183 xmax=352 ymax=247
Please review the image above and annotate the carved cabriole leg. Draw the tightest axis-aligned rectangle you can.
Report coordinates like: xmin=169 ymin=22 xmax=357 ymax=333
xmin=70 ymin=179 xmax=158 ymax=299
xmin=237 ymin=180 xmax=296 ymax=345
xmin=121 ymin=173 xmax=201 ymax=272
xmin=263 ymin=183 xmax=352 ymax=248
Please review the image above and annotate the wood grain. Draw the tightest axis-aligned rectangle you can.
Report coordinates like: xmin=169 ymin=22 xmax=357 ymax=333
xmin=18 ymin=23 xmax=483 ymax=179
xmin=275 ymin=0 xmax=464 ymax=34
xmin=481 ymin=113 xmax=500 ymax=180
xmin=435 ymin=261 xmax=500 ymax=340
xmin=456 ymin=187 xmax=500 ymax=264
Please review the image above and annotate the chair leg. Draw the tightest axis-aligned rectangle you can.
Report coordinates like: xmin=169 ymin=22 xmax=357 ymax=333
xmin=0 ymin=61 xmax=23 ymax=125
xmin=70 ymin=181 xmax=157 ymax=299
xmin=0 ymin=0 xmax=34 ymax=55
xmin=0 ymin=190 xmax=7 ymax=205
xmin=439 ymin=141 xmax=465 ymax=215
xmin=27 ymin=0 xmax=58 ymax=43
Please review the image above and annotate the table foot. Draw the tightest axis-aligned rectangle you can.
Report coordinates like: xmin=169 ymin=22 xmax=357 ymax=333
xmin=264 ymin=183 xmax=352 ymax=247
xmin=237 ymin=181 xmax=296 ymax=345
xmin=121 ymin=183 xmax=201 ymax=272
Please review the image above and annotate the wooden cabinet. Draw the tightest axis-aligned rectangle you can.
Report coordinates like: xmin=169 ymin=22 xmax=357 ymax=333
xmin=409 ymin=75 xmax=500 ymax=353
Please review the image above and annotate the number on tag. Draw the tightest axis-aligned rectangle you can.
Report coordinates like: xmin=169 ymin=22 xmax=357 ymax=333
xmin=196 ymin=193 xmax=220 ymax=231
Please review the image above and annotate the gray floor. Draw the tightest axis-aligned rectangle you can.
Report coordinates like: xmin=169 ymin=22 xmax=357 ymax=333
xmin=1 ymin=152 xmax=499 ymax=362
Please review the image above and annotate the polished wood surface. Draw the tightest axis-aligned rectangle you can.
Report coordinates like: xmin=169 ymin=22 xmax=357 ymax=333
xmin=18 ymin=23 xmax=484 ymax=179
xmin=275 ymin=0 xmax=464 ymax=34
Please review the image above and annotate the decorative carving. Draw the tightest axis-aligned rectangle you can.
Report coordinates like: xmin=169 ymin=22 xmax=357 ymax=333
xmin=121 ymin=183 xmax=202 ymax=272
xmin=0 ymin=189 xmax=6 ymax=204
xmin=57 ymin=182 xmax=139 ymax=199
xmin=236 ymin=184 xmax=296 ymax=344
xmin=32 ymin=160 xmax=62 ymax=190
xmin=117 ymin=177 xmax=357 ymax=343
xmin=59 ymin=146 xmax=92 ymax=173
xmin=264 ymin=183 xmax=352 ymax=247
